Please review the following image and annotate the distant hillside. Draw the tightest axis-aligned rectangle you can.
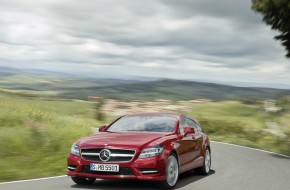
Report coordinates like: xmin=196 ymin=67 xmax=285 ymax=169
xmin=0 ymin=67 xmax=140 ymax=91
xmin=59 ymin=79 xmax=290 ymax=101
xmin=0 ymin=66 xmax=19 ymax=77
xmin=1 ymin=67 xmax=290 ymax=101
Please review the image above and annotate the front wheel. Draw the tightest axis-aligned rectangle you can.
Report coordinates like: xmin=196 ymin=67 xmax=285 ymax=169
xmin=71 ymin=177 xmax=95 ymax=185
xmin=161 ymin=153 xmax=179 ymax=189
xmin=196 ymin=148 xmax=211 ymax=175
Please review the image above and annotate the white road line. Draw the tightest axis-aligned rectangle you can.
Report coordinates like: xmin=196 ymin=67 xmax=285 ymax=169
xmin=1 ymin=141 xmax=289 ymax=185
xmin=211 ymin=141 xmax=290 ymax=158
xmin=0 ymin=175 xmax=67 ymax=185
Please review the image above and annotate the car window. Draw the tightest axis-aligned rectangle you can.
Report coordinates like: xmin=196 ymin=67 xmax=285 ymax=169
xmin=194 ymin=122 xmax=203 ymax=133
xmin=179 ymin=117 xmax=187 ymax=135
xmin=179 ymin=117 xmax=203 ymax=134
xmin=185 ymin=118 xmax=198 ymax=132
xmin=107 ymin=115 xmax=177 ymax=132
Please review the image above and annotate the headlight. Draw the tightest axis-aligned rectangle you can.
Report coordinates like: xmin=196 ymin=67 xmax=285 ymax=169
xmin=138 ymin=145 xmax=164 ymax=159
xmin=70 ymin=143 xmax=80 ymax=157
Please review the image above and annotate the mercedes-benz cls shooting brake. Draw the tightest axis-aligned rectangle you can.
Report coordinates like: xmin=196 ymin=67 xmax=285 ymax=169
xmin=67 ymin=113 xmax=211 ymax=189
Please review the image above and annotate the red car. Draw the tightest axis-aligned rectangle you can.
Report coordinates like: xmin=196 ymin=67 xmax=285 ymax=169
xmin=67 ymin=113 xmax=211 ymax=189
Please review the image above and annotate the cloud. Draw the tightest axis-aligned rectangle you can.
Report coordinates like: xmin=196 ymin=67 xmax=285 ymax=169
xmin=0 ymin=0 xmax=289 ymax=86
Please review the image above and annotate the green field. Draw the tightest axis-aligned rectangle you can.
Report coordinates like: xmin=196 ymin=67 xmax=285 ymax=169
xmin=187 ymin=101 xmax=290 ymax=154
xmin=0 ymin=93 xmax=99 ymax=182
xmin=0 ymin=92 xmax=289 ymax=182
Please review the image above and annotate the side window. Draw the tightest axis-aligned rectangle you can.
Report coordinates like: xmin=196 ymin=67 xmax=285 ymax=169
xmin=199 ymin=124 xmax=204 ymax=133
xmin=185 ymin=118 xmax=198 ymax=132
xmin=194 ymin=122 xmax=203 ymax=133
xmin=185 ymin=118 xmax=193 ymax=127
xmin=179 ymin=117 xmax=187 ymax=135
xmin=186 ymin=118 xmax=197 ymax=131
xmin=180 ymin=117 xmax=203 ymax=134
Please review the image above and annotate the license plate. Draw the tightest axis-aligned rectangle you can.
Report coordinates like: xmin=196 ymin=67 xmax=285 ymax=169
xmin=90 ymin=164 xmax=119 ymax=172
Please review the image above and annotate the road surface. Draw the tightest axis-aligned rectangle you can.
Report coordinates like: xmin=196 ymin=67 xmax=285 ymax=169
xmin=1 ymin=142 xmax=290 ymax=190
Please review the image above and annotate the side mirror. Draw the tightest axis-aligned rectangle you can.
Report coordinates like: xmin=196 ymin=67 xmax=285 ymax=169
xmin=183 ymin=126 xmax=195 ymax=136
xmin=98 ymin=125 xmax=107 ymax=132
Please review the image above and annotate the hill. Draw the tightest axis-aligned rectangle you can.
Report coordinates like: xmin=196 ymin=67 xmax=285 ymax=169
xmin=59 ymin=79 xmax=290 ymax=101
xmin=1 ymin=67 xmax=289 ymax=101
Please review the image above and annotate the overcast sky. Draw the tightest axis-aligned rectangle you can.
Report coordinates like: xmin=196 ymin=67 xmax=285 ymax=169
xmin=0 ymin=0 xmax=289 ymax=86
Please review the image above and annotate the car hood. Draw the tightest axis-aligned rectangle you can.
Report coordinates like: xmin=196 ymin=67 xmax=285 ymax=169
xmin=77 ymin=132 xmax=168 ymax=149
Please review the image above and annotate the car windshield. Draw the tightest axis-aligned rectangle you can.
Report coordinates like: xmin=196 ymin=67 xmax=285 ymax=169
xmin=106 ymin=115 xmax=177 ymax=132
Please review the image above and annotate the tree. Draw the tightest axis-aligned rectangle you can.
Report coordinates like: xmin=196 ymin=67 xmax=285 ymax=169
xmin=252 ymin=0 xmax=290 ymax=58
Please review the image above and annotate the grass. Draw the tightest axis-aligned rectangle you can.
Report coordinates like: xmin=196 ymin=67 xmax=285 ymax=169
xmin=187 ymin=101 xmax=290 ymax=156
xmin=0 ymin=93 xmax=99 ymax=182
xmin=188 ymin=101 xmax=271 ymax=130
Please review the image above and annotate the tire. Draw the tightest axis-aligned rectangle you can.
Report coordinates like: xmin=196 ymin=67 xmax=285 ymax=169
xmin=196 ymin=148 xmax=211 ymax=175
xmin=71 ymin=177 xmax=96 ymax=185
xmin=161 ymin=153 xmax=179 ymax=189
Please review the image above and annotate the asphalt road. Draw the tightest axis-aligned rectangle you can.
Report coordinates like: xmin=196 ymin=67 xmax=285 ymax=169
xmin=1 ymin=142 xmax=290 ymax=190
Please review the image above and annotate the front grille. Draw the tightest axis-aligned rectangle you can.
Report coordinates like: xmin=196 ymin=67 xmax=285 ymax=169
xmin=82 ymin=156 xmax=132 ymax=162
xmin=81 ymin=165 xmax=133 ymax=176
xmin=81 ymin=148 xmax=135 ymax=162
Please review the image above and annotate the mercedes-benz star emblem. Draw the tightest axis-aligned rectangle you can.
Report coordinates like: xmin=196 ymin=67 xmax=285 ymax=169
xmin=99 ymin=149 xmax=111 ymax=162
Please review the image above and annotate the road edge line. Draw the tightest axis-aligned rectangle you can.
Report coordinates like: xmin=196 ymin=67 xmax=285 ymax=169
xmin=212 ymin=140 xmax=290 ymax=158
xmin=0 ymin=175 xmax=67 ymax=185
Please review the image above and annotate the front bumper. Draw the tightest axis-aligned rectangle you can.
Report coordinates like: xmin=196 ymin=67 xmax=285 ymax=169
xmin=67 ymin=153 xmax=167 ymax=181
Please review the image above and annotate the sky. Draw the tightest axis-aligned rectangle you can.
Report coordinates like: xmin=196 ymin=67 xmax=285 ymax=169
xmin=0 ymin=0 xmax=289 ymax=87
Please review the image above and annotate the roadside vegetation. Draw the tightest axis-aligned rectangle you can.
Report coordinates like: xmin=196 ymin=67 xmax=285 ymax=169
xmin=0 ymin=92 xmax=289 ymax=182
xmin=188 ymin=100 xmax=290 ymax=156
xmin=0 ymin=93 xmax=99 ymax=182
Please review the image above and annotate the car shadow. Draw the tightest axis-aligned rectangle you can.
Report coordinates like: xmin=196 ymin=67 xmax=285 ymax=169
xmin=269 ymin=153 xmax=290 ymax=160
xmin=70 ymin=170 xmax=216 ymax=190
xmin=176 ymin=170 xmax=215 ymax=189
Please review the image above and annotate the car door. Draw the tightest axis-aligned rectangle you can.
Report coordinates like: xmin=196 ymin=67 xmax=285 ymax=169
xmin=192 ymin=120 xmax=204 ymax=166
xmin=177 ymin=117 xmax=196 ymax=172
xmin=185 ymin=118 xmax=202 ymax=163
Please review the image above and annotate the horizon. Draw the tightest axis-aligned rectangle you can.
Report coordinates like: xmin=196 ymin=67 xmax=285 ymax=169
xmin=1 ymin=65 xmax=290 ymax=90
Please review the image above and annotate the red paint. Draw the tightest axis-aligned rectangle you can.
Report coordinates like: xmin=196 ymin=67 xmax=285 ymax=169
xmin=67 ymin=113 xmax=210 ymax=181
